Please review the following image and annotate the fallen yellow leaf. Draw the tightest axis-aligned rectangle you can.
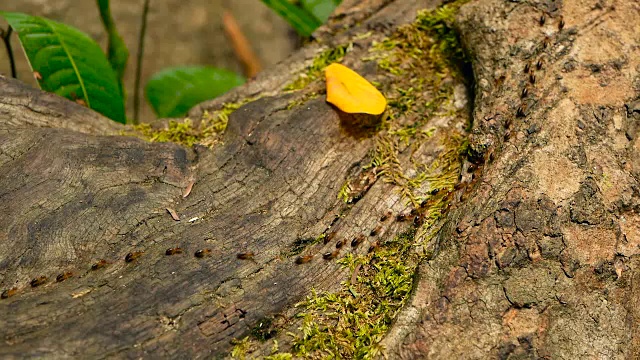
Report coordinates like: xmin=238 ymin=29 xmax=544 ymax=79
xmin=325 ymin=63 xmax=387 ymax=115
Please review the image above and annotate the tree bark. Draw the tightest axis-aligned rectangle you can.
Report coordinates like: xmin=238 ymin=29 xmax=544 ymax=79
xmin=1 ymin=0 xmax=638 ymax=359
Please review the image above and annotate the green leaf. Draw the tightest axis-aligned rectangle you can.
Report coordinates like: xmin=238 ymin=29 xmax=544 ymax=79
xmin=0 ymin=11 xmax=126 ymax=123
xmin=300 ymin=0 xmax=341 ymax=23
xmin=96 ymin=0 xmax=129 ymax=99
xmin=261 ymin=0 xmax=321 ymax=37
xmin=145 ymin=66 xmax=245 ymax=118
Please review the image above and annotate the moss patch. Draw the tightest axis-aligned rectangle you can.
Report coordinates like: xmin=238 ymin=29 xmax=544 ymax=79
xmin=285 ymin=92 xmax=320 ymax=111
xmin=128 ymin=99 xmax=254 ymax=148
xmin=283 ymin=132 xmax=464 ymax=359
xmin=251 ymin=317 xmax=279 ymax=341
xmin=232 ymin=133 xmax=467 ymax=359
xmin=230 ymin=337 xmax=251 ymax=360
xmin=290 ymin=229 xmax=418 ymax=358
xmin=230 ymin=2 xmax=472 ymax=358
xmin=283 ymin=44 xmax=351 ymax=92
xmin=232 ymin=135 xmax=463 ymax=358
xmin=362 ymin=1 xmax=471 ymax=207
xmin=132 ymin=119 xmax=200 ymax=147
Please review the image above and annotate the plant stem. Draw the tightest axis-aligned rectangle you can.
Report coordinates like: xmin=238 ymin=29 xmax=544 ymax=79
xmin=1 ymin=26 xmax=17 ymax=78
xmin=222 ymin=9 xmax=261 ymax=78
xmin=133 ymin=0 xmax=151 ymax=124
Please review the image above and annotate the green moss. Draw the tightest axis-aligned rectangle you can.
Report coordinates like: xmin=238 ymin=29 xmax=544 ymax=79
xmin=132 ymin=119 xmax=200 ymax=147
xmin=128 ymin=98 xmax=254 ymax=148
xmin=263 ymin=340 xmax=290 ymax=360
xmin=290 ymin=233 xmax=414 ymax=358
xmin=264 ymin=354 xmax=292 ymax=360
xmin=286 ymin=92 xmax=320 ymax=110
xmin=251 ymin=317 xmax=278 ymax=342
xmin=283 ymin=44 xmax=352 ymax=109
xmin=416 ymin=2 xmax=470 ymax=67
xmin=338 ymin=182 xmax=351 ymax=203
xmin=284 ymin=129 xmax=463 ymax=359
xmin=390 ymin=125 xmax=436 ymax=146
xmin=230 ymin=337 xmax=251 ymax=360
xmin=230 ymin=2 xmax=472 ymax=358
xmin=197 ymin=100 xmax=252 ymax=147
xmin=283 ymin=44 xmax=351 ymax=91
xmin=361 ymin=1 xmax=471 ymax=207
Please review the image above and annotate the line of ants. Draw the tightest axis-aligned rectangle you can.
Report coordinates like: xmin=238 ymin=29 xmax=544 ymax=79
xmin=514 ymin=12 xmax=565 ymax=119
xmin=294 ymin=196 xmax=440 ymax=265
xmin=0 ymin=247 xmax=211 ymax=299
xmin=1 ymin=196 xmax=440 ymax=300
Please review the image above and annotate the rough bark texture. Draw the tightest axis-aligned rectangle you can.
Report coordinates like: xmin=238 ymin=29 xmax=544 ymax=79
xmin=1 ymin=0 xmax=639 ymax=359
xmin=385 ymin=0 xmax=640 ymax=359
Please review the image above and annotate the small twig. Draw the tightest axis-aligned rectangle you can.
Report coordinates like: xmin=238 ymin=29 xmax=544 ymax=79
xmin=133 ymin=0 xmax=151 ymax=124
xmin=1 ymin=26 xmax=17 ymax=78
xmin=222 ymin=9 xmax=261 ymax=78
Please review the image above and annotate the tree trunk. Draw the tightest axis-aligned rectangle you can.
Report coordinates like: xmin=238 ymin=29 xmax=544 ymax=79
xmin=1 ymin=0 xmax=638 ymax=358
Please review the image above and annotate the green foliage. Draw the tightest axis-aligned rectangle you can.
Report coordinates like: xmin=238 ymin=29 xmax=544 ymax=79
xmin=260 ymin=0 xmax=322 ymax=37
xmin=300 ymin=0 xmax=341 ymax=23
xmin=96 ymin=0 xmax=129 ymax=98
xmin=1 ymin=0 xmax=345 ymax=126
xmin=0 ymin=11 xmax=126 ymax=123
xmin=145 ymin=66 xmax=245 ymax=118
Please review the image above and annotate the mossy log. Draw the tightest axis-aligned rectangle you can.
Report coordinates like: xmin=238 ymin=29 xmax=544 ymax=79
xmin=1 ymin=0 xmax=639 ymax=358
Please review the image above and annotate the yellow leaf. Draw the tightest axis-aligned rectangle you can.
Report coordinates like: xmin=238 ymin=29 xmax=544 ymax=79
xmin=325 ymin=63 xmax=387 ymax=115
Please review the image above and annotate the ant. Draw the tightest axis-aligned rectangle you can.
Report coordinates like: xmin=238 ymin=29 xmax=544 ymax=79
xmin=56 ymin=272 xmax=73 ymax=282
xmin=1 ymin=288 xmax=17 ymax=299
xmin=166 ymin=247 xmax=183 ymax=255
xmin=30 ymin=276 xmax=48 ymax=287
xmin=125 ymin=251 xmax=144 ymax=263
xmin=351 ymin=235 xmax=365 ymax=248
xmin=379 ymin=211 xmax=392 ymax=222
xmin=295 ymin=255 xmax=313 ymax=264
xmin=323 ymin=250 xmax=340 ymax=260
xmin=323 ymin=231 xmax=336 ymax=244
xmin=237 ymin=252 xmax=255 ymax=260
xmin=558 ymin=16 xmax=565 ymax=31
xmin=195 ymin=249 xmax=212 ymax=258
xmin=370 ymin=226 xmax=383 ymax=236
xmin=91 ymin=259 xmax=109 ymax=270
